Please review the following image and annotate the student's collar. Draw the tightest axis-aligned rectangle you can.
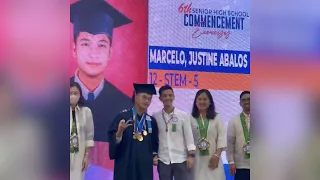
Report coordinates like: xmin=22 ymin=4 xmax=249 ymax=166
xmin=243 ymin=112 xmax=250 ymax=117
xmin=71 ymin=105 xmax=80 ymax=111
xmin=162 ymin=106 xmax=175 ymax=115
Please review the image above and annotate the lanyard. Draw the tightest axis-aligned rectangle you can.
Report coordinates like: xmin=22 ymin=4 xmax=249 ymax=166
xmin=196 ymin=114 xmax=209 ymax=139
xmin=161 ymin=108 xmax=175 ymax=132
xmin=200 ymin=114 xmax=205 ymax=126
xmin=132 ymin=107 xmax=146 ymax=133
xmin=71 ymin=110 xmax=78 ymax=135
xmin=240 ymin=113 xmax=250 ymax=142
xmin=240 ymin=113 xmax=250 ymax=158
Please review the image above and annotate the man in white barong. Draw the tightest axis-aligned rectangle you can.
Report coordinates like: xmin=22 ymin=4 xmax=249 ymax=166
xmin=152 ymin=85 xmax=196 ymax=180
xmin=227 ymin=91 xmax=250 ymax=180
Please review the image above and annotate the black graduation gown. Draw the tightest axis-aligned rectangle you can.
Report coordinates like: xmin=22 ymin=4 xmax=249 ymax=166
xmin=108 ymin=108 xmax=159 ymax=180
xmin=70 ymin=77 xmax=132 ymax=142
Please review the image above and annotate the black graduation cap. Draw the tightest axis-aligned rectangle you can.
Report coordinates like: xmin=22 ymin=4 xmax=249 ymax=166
xmin=133 ymin=83 xmax=157 ymax=95
xmin=70 ymin=0 xmax=133 ymax=39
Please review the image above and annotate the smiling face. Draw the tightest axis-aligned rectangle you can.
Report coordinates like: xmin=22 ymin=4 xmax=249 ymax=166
xmin=240 ymin=93 xmax=250 ymax=113
xmin=196 ymin=92 xmax=211 ymax=112
xmin=159 ymin=89 xmax=175 ymax=107
xmin=73 ymin=32 xmax=111 ymax=77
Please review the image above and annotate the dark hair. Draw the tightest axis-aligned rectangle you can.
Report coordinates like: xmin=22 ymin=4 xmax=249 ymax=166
xmin=192 ymin=89 xmax=217 ymax=120
xmin=240 ymin=91 xmax=250 ymax=100
xmin=70 ymin=81 xmax=85 ymax=106
xmin=159 ymin=85 xmax=174 ymax=96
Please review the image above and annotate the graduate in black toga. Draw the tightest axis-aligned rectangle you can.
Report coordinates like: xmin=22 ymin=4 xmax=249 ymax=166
xmin=70 ymin=0 xmax=133 ymax=142
xmin=108 ymin=84 xmax=159 ymax=180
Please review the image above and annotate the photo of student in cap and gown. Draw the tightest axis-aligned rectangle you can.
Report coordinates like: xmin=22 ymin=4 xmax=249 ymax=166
xmin=70 ymin=0 xmax=149 ymax=179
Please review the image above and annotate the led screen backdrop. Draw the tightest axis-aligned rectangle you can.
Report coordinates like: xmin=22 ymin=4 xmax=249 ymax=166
xmin=147 ymin=1 xmax=250 ymax=179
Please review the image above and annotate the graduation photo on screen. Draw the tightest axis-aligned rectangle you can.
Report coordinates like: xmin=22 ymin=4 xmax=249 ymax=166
xmin=69 ymin=0 xmax=149 ymax=178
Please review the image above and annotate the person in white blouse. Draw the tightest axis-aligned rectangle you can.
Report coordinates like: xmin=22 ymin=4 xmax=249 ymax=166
xmin=70 ymin=82 xmax=94 ymax=180
xmin=190 ymin=89 xmax=227 ymax=180
xmin=152 ymin=85 xmax=196 ymax=180
xmin=227 ymin=91 xmax=250 ymax=180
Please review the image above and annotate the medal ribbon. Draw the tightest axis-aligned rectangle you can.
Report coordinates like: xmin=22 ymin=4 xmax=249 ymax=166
xmin=196 ymin=115 xmax=209 ymax=156
xmin=132 ymin=107 xmax=146 ymax=133
xmin=161 ymin=108 xmax=175 ymax=132
xmin=70 ymin=111 xmax=79 ymax=153
xmin=147 ymin=119 xmax=152 ymax=133
xmin=240 ymin=113 xmax=250 ymax=159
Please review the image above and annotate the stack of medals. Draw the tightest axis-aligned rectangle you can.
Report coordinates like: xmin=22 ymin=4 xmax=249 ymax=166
xmin=132 ymin=111 xmax=147 ymax=142
xmin=197 ymin=115 xmax=210 ymax=156
xmin=70 ymin=119 xmax=79 ymax=153
xmin=240 ymin=113 xmax=250 ymax=158
xmin=133 ymin=129 xmax=148 ymax=142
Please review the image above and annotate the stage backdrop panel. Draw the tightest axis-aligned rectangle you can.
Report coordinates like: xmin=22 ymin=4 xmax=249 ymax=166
xmin=148 ymin=0 xmax=250 ymax=180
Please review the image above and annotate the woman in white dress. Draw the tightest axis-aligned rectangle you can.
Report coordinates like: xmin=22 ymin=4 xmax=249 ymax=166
xmin=190 ymin=89 xmax=227 ymax=180
xmin=70 ymin=82 xmax=94 ymax=180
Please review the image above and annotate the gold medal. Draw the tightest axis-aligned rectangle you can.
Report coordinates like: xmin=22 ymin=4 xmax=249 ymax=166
xmin=143 ymin=130 xmax=148 ymax=136
xmin=197 ymin=138 xmax=210 ymax=151
xmin=132 ymin=131 xmax=136 ymax=139
xmin=136 ymin=134 xmax=143 ymax=141
xmin=138 ymin=136 xmax=143 ymax=141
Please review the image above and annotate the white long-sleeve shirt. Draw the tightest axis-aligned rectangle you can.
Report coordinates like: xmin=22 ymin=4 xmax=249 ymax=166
xmin=226 ymin=113 xmax=250 ymax=169
xmin=153 ymin=108 xmax=196 ymax=165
